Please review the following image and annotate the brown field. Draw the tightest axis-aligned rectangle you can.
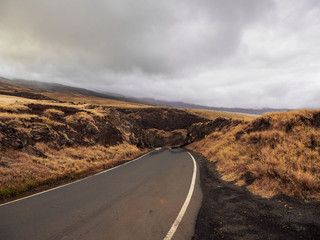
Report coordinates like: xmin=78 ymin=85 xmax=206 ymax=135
xmin=187 ymin=110 xmax=320 ymax=200
xmin=186 ymin=108 xmax=254 ymax=121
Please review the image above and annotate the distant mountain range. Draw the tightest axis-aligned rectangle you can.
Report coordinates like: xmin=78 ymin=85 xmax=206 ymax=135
xmin=0 ymin=77 xmax=142 ymax=104
xmin=0 ymin=77 xmax=290 ymax=115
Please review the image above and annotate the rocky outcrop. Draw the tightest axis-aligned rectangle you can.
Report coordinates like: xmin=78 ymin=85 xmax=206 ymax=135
xmin=117 ymin=108 xmax=208 ymax=131
xmin=185 ymin=117 xmax=244 ymax=145
xmin=146 ymin=129 xmax=187 ymax=148
xmin=0 ymin=103 xmax=217 ymax=153
xmin=116 ymin=107 xmax=210 ymax=147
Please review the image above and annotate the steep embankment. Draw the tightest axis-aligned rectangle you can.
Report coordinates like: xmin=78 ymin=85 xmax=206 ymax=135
xmin=187 ymin=110 xmax=320 ymax=200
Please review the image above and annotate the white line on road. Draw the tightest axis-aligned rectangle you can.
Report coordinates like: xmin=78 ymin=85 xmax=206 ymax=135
xmin=164 ymin=151 xmax=197 ymax=240
xmin=0 ymin=150 xmax=155 ymax=207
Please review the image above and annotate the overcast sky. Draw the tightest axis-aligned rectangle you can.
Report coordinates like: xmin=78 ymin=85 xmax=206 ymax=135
xmin=1 ymin=0 xmax=320 ymax=108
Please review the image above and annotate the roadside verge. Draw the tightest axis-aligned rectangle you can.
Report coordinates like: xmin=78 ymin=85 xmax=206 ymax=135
xmin=189 ymin=150 xmax=320 ymax=240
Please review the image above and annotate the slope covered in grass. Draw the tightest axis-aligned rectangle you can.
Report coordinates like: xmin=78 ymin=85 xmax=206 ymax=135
xmin=187 ymin=110 xmax=320 ymax=200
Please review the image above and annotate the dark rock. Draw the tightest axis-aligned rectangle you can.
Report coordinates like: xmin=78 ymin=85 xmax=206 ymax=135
xmin=245 ymin=118 xmax=271 ymax=133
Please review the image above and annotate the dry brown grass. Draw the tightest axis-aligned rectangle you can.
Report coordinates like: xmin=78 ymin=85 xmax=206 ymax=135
xmin=0 ymin=95 xmax=35 ymax=105
xmin=65 ymin=111 xmax=95 ymax=123
xmin=186 ymin=109 xmax=255 ymax=121
xmin=0 ymin=112 xmax=38 ymax=120
xmin=0 ymin=143 xmax=146 ymax=198
xmin=0 ymin=95 xmax=34 ymax=112
xmin=187 ymin=110 xmax=320 ymax=200
xmin=43 ymin=108 xmax=64 ymax=118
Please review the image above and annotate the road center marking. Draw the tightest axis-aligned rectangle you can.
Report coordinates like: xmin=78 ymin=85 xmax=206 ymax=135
xmin=164 ymin=151 xmax=197 ymax=240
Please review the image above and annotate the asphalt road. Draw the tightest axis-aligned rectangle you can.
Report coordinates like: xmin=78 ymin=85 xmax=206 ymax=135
xmin=0 ymin=148 xmax=202 ymax=240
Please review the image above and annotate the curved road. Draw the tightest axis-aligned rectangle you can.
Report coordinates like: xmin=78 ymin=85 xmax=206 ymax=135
xmin=0 ymin=149 xmax=202 ymax=240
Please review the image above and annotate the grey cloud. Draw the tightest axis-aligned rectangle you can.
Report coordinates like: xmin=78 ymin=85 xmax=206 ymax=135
xmin=0 ymin=0 xmax=319 ymax=108
xmin=0 ymin=0 xmax=274 ymax=75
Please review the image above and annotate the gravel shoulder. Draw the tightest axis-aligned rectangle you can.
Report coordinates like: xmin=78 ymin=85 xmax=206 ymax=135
xmin=190 ymin=150 xmax=320 ymax=240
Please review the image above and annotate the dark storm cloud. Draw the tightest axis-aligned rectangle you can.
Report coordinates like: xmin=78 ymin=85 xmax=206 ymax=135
xmin=0 ymin=0 xmax=320 ymax=108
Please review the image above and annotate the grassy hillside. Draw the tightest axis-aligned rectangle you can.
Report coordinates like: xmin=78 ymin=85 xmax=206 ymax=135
xmin=187 ymin=110 xmax=320 ymax=200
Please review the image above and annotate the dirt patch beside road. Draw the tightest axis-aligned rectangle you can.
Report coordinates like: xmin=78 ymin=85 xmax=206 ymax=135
xmin=190 ymin=150 xmax=320 ymax=240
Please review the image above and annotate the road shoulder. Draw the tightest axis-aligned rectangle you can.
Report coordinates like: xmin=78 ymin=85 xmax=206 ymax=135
xmin=189 ymin=150 xmax=320 ymax=240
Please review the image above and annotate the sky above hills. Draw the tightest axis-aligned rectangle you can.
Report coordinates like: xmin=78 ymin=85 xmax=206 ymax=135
xmin=0 ymin=0 xmax=320 ymax=108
